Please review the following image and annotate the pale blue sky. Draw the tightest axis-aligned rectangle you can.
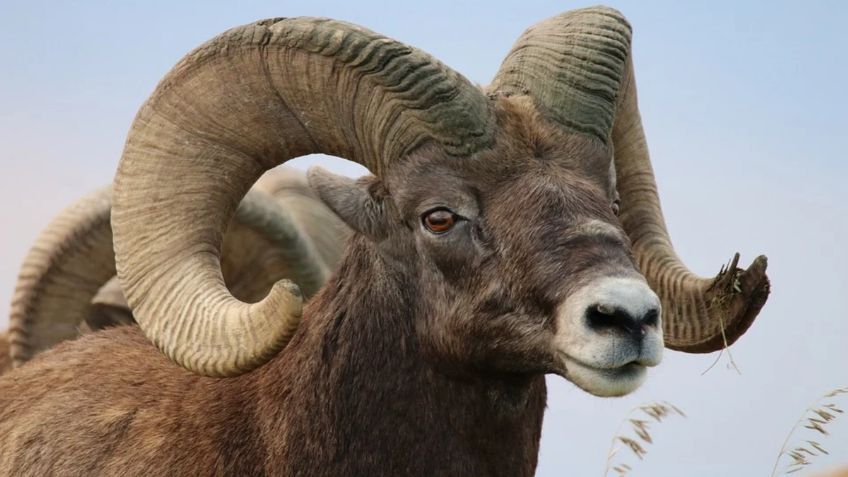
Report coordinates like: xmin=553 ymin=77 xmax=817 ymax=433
xmin=1 ymin=1 xmax=846 ymax=475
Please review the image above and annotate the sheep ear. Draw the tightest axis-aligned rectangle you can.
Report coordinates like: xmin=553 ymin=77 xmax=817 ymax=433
xmin=307 ymin=167 xmax=390 ymax=240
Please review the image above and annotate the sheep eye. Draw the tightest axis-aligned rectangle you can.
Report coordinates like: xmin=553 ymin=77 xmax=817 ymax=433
xmin=422 ymin=208 xmax=457 ymax=234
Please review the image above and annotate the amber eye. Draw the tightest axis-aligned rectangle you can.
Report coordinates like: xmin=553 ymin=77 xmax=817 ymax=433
xmin=422 ymin=209 xmax=457 ymax=234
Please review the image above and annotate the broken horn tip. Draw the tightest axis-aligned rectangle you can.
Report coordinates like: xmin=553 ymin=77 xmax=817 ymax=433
xmin=729 ymin=252 xmax=741 ymax=270
xmin=743 ymin=255 xmax=769 ymax=278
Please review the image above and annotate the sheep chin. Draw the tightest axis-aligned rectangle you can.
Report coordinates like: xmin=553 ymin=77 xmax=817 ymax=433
xmin=559 ymin=355 xmax=648 ymax=398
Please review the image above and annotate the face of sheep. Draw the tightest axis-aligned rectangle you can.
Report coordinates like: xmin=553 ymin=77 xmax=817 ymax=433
xmin=310 ymin=99 xmax=662 ymax=397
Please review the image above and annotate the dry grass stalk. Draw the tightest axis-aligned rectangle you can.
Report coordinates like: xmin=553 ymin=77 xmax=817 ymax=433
xmin=604 ymin=401 xmax=686 ymax=476
xmin=702 ymin=259 xmax=744 ymax=376
xmin=700 ymin=311 xmax=742 ymax=375
xmin=771 ymin=387 xmax=848 ymax=476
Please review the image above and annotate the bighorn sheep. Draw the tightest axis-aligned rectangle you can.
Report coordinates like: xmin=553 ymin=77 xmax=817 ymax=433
xmin=3 ymin=167 xmax=348 ymax=369
xmin=0 ymin=8 xmax=770 ymax=475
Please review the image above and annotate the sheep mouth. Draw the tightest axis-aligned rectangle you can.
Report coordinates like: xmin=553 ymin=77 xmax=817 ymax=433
xmin=558 ymin=353 xmax=649 ymax=397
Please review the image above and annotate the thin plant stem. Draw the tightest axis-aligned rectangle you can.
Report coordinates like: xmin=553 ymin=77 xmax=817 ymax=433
xmin=770 ymin=387 xmax=848 ymax=476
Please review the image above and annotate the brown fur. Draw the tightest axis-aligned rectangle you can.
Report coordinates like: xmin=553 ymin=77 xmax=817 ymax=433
xmin=0 ymin=97 xmax=640 ymax=476
xmin=813 ymin=467 xmax=848 ymax=477
xmin=0 ymin=332 xmax=10 ymax=375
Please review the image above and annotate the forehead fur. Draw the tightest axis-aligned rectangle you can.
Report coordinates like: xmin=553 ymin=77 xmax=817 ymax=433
xmin=489 ymin=95 xmax=611 ymax=165
xmin=388 ymin=95 xmax=615 ymax=202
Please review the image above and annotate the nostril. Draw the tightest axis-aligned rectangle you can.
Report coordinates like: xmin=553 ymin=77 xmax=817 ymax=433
xmin=586 ymin=304 xmax=638 ymax=335
xmin=586 ymin=304 xmax=659 ymax=337
xmin=643 ymin=308 xmax=659 ymax=328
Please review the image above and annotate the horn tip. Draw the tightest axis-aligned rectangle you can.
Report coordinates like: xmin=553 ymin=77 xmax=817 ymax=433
xmin=669 ymin=253 xmax=771 ymax=354
xmin=710 ymin=253 xmax=771 ymax=351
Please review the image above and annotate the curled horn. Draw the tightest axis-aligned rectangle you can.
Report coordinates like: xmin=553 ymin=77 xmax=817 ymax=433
xmin=9 ymin=188 xmax=115 ymax=366
xmin=9 ymin=187 xmax=327 ymax=366
xmin=112 ymin=17 xmax=494 ymax=377
xmin=489 ymin=7 xmax=769 ymax=352
xmin=253 ymin=166 xmax=350 ymax=270
xmin=86 ymin=276 xmax=133 ymax=331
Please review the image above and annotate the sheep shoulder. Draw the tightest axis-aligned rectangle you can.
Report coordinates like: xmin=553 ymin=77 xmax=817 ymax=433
xmin=0 ymin=326 xmax=265 ymax=475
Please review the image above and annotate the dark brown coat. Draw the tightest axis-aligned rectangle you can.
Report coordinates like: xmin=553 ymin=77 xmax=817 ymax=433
xmin=0 ymin=236 xmax=547 ymax=476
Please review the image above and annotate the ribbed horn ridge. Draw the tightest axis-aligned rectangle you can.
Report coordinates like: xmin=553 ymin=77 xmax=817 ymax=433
xmin=253 ymin=167 xmax=350 ymax=272
xmin=490 ymin=7 xmax=631 ymax=143
xmin=9 ymin=185 xmax=338 ymax=365
xmin=8 ymin=188 xmax=115 ymax=366
xmin=611 ymin=46 xmax=769 ymax=353
xmin=220 ymin=189 xmax=332 ymax=303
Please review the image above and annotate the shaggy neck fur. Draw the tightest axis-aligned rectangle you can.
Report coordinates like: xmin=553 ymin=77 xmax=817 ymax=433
xmin=250 ymin=237 xmax=547 ymax=475
xmin=0 ymin=237 xmax=546 ymax=476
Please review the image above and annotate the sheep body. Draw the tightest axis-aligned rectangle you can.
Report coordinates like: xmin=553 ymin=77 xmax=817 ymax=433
xmin=0 ymin=243 xmax=545 ymax=475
